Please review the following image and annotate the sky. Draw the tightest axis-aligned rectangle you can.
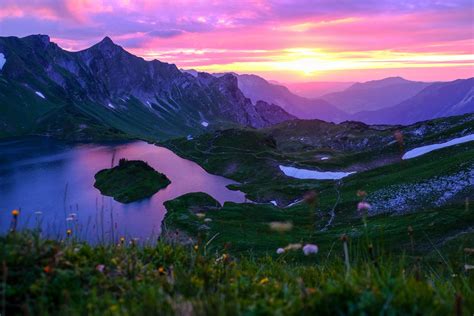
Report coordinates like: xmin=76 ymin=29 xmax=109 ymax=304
xmin=1 ymin=0 xmax=473 ymax=82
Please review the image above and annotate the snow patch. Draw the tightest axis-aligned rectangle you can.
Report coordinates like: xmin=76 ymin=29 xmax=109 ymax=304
xmin=201 ymin=121 xmax=209 ymax=127
xmin=279 ymin=165 xmax=355 ymax=180
xmin=0 ymin=53 xmax=5 ymax=70
xmin=270 ymin=200 xmax=278 ymax=206
xmin=187 ymin=135 xmax=194 ymax=140
xmin=107 ymin=103 xmax=115 ymax=109
xmin=320 ymin=156 xmax=329 ymax=161
xmin=402 ymin=134 xmax=474 ymax=160
xmin=35 ymin=91 xmax=45 ymax=99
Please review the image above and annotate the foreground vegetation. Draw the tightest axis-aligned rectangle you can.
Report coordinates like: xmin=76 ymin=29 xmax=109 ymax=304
xmin=2 ymin=114 xmax=473 ymax=314
xmin=1 ymin=231 xmax=473 ymax=315
xmin=94 ymin=159 xmax=171 ymax=203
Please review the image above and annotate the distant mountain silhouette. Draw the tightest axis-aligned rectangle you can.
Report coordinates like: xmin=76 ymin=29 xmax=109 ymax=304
xmin=321 ymin=77 xmax=431 ymax=113
xmin=285 ymin=81 xmax=353 ymax=98
xmin=351 ymin=78 xmax=474 ymax=124
xmin=213 ymin=73 xmax=349 ymax=122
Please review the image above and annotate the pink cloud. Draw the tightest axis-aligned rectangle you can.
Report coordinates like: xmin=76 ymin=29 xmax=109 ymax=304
xmin=0 ymin=0 xmax=472 ymax=81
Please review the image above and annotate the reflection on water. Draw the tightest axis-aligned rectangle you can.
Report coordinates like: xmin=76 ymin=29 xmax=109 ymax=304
xmin=0 ymin=137 xmax=246 ymax=242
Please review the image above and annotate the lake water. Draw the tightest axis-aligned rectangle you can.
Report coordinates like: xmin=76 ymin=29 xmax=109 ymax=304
xmin=0 ymin=137 xmax=246 ymax=242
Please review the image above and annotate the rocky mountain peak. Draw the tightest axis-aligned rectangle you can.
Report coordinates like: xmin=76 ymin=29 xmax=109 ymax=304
xmin=88 ymin=36 xmax=124 ymax=56
xmin=22 ymin=34 xmax=51 ymax=49
xmin=98 ymin=36 xmax=115 ymax=46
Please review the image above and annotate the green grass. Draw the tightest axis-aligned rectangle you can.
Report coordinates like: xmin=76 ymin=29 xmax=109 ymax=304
xmin=1 ymin=231 xmax=473 ymax=315
xmin=163 ymin=193 xmax=474 ymax=261
xmin=161 ymin=137 xmax=473 ymax=259
xmin=94 ymin=159 xmax=171 ymax=203
xmin=162 ymin=114 xmax=474 ymax=204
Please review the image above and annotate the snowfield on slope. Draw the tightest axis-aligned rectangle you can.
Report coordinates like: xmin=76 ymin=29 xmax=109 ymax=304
xmin=35 ymin=91 xmax=45 ymax=99
xmin=0 ymin=53 xmax=5 ymax=70
xmin=402 ymin=134 xmax=474 ymax=160
xmin=279 ymin=165 xmax=355 ymax=180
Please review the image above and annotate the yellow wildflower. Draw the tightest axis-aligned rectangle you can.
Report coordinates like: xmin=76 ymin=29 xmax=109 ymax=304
xmin=158 ymin=266 xmax=166 ymax=275
xmin=259 ymin=277 xmax=269 ymax=285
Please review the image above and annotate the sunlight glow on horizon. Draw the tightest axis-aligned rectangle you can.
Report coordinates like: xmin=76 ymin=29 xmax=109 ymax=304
xmin=1 ymin=0 xmax=473 ymax=82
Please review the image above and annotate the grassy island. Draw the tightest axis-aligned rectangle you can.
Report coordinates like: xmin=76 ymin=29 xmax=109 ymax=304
xmin=94 ymin=158 xmax=171 ymax=203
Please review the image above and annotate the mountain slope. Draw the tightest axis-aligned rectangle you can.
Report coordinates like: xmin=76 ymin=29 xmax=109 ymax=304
xmin=214 ymin=73 xmax=348 ymax=122
xmin=352 ymin=78 xmax=474 ymax=125
xmin=321 ymin=77 xmax=431 ymax=113
xmin=0 ymin=35 xmax=294 ymax=140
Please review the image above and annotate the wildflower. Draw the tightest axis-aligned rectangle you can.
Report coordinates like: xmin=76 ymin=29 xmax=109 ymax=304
xmin=43 ymin=265 xmax=53 ymax=274
xmin=10 ymin=209 xmax=20 ymax=233
xmin=394 ymin=130 xmax=404 ymax=145
xmin=464 ymin=248 xmax=474 ymax=254
xmin=302 ymin=244 xmax=318 ymax=255
xmin=465 ymin=264 xmax=474 ymax=271
xmin=303 ymin=191 xmax=318 ymax=205
xmin=357 ymin=202 xmax=371 ymax=212
xmin=196 ymin=213 xmax=206 ymax=219
xmin=120 ymin=237 xmax=125 ymax=245
xmin=204 ymin=218 xmax=212 ymax=223
xmin=259 ymin=277 xmax=269 ymax=285
xmin=216 ymin=253 xmax=230 ymax=263
xmin=356 ymin=190 xmax=367 ymax=198
xmin=284 ymin=243 xmax=302 ymax=251
xmin=66 ymin=229 xmax=72 ymax=237
xmin=66 ymin=217 xmax=74 ymax=222
xmin=276 ymin=248 xmax=285 ymax=254
xmin=158 ymin=266 xmax=166 ymax=275
xmin=194 ymin=245 xmax=199 ymax=251
xmin=96 ymin=264 xmax=105 ymax=273
xmin=306 ymin=287 xmax=317 ymax=294
xmin=269 ymin=221 xmax=293 ymax=232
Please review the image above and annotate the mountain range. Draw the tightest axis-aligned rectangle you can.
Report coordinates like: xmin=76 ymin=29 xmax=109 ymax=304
xmin=0 ymin=34 xmax=472 ymax=141
xmin=214 ymin=72 xmax=347 ymax=122
xmin=222 ymin=72 xmax=473 ymax=125
xmin=320 ymin=76 xmax=431 ymax=113
xmin=352 ymin=78 xmax=474 ymax=124
xmin=0 ymin=35 xmax=294 ymax=140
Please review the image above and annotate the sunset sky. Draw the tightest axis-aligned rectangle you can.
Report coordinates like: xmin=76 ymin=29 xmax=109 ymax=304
xmin=1 ymin=0 xmax=473 ymax=82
